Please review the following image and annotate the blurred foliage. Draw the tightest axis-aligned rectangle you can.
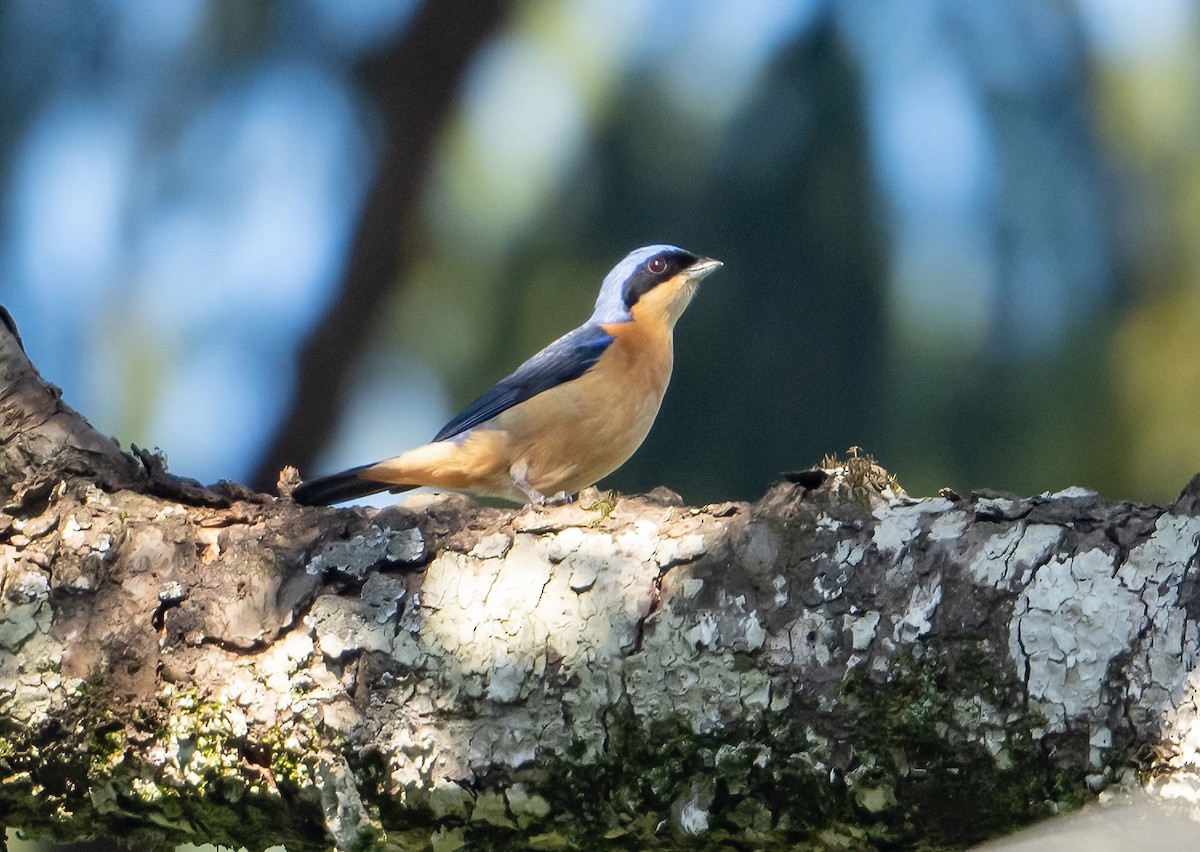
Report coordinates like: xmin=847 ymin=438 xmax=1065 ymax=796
xmin=1099 ymin=38 xmax=1200 ymax=501
xmin=2 ymin=0 xmax=1200 ymax=504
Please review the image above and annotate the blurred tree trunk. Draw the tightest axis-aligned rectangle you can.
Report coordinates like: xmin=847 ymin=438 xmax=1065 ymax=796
xmin=251 ymin=0 xmax=512 ymax=493
xmin=2 ymin=310 xmax=1200 ymax=850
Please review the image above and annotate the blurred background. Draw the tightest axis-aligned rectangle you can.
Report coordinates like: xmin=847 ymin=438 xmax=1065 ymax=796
xmin=0 ymin=0 xmax=1196 ymax=506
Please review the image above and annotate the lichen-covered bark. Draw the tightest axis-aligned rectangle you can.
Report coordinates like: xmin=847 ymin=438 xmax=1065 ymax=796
xmin=2 ymin=310 xmax=1200 ymax=850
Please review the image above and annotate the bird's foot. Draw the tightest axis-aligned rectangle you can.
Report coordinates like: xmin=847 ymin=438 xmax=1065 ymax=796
xmin=510 ymin=464 xmax=576 ymax=508
xmin=519 ymin=493 xmax=574 ymax=510
xmin=511 ymin=467 xmax=548 ymax=507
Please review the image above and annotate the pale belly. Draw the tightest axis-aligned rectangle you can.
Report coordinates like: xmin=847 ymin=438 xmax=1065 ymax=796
xmin=485 ymin=344 xmax=671 ymax=497
xmin=487 ymin=376 xmax=666 ymax=496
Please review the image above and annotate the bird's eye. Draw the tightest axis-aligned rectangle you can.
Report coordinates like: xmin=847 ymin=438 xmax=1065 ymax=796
xmin=647 ymin=256 xmax=669 ymax=275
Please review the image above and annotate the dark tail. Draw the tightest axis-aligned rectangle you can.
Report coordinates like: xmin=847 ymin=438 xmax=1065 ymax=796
xmin=292 ymin=463 xmax=414 ymax=506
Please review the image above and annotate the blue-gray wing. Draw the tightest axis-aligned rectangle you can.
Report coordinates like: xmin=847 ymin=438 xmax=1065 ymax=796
xmin=431 ymin=323 xmax=615 ymax=443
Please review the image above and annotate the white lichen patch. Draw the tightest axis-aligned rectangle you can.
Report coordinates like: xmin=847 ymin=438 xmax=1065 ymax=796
xmin=655 ymin=533 xmax=707 ymax=568
xmin=1122 ymin=514 xmax=1200 ymax=595
xmin=1005 ymin=512 xmax=1200 ymax=753
xmin=250 ymin=629 xmax=316 ymax=719
xmin=1159 ymin=668 xmax=1200 ymax=788
xmin=486 ymin=659 xmax=527 ymax=704
xmin=765 ymin=609 xmax=839 ymax=669
xmin=773 ymin=575 xmax=788 ymax=607
xmin=615 ymin=521 xmax=660 ymax=562
xmin=360 ymin=572 xmax=406 ymax=624
xmin=844 ymin=611 xmax=881 ymax=651
xmin=813 ymin=566 xmax=849 ymax=602
xmin=306 ymin=526 xmax=425 ymax=577
xmin=308 ymin=595 xmax=392 ymax=659
xmin=60 ymin=514 xmax=92 ymax=549
xmin=741 ymin=612 xmax=767 ymax=652
xmin=686 ymin=613 xmax=719 ymax=648
xmin=872 ymin=498 xmax=953 ymax=555
xmin=627 ymin=609 xmax=772 ymax=735
xmin=482 ymin=536 xmax=556 ymax=617
xmin=975 ymin=496 xmax=1019 ymax=517
xmin=1010 ymin=548 xmax=1142 ymax=731
xmin=1010 ymin=525 xmax=1063 ymax=583
xmin=892 ymin=577 xmax=942 ymax=644
xmin=11 ymin=569 xmax=49 ymax=602
xmin=671 ymin=781 xmax=712 ymax=836
xmin=470 ymin=532 xmax=512 ymax=560
xmin=966 ymin=526 xmax=1020 ymax=588
xmin=928 ymin=510 xmax=968 ymax=542
xmin=464 ymin=710 xmax=545 ymax=771
xmin=0 ymin=568 xmax=51 ymax=653
xmin=680 ymin=591 xmax=766 ymax=653
xmin=373 ymin=521 xmax=671 ymax=772
xmin=833 ymin=539 xmax=865 ymax=568
xmin=1089 ymin=724 xmax=1112 ymax=768
xmin=545 ymin=527 xmax=585 ymax=562
xmin=0 ymin=631 xmax=64 ymax=726
xmin=316 ymin=753 xmax=372 ymax=850
xmin=1128 ymin=515 xmax=1200 ymax=780
xmin=970 ymin=523 xmax=1062 ymax=588
xmin=1121 ymin=516 xmax=1200 ymax=733
xmin=563 ymin=533 xmax=612 ymax=593
xmin=1045 ymin=486 xmax=1099 ymax=500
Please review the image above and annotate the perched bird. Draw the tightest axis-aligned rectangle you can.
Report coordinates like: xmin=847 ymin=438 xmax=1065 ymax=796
xmin=292 ymin=245 xmax=722 ymax=506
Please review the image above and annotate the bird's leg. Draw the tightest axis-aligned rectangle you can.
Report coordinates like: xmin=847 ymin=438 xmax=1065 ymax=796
xmin=510 ymin=463 xmax=547 ymax=506
xmin=544 ymin=491 xmax=576 ymax=506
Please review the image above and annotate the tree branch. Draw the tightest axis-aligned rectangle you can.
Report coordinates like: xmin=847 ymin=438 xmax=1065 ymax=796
xmin=0 ymin=307 xmax=138 ymax=504
xmin=2 ymin=310 xmax=1199 ymax=850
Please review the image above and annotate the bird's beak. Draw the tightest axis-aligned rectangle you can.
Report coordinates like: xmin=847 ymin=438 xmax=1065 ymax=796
xmin=686 ymin=257 xmax=723 ymax=280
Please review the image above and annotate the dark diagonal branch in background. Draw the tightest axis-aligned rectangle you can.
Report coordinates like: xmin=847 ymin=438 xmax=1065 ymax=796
xmin=251 ymin=1 xmax=512 ymax=492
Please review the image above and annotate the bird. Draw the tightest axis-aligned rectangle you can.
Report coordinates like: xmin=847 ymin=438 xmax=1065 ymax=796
xmin=291 ymin=245 xmax=722 ymax=507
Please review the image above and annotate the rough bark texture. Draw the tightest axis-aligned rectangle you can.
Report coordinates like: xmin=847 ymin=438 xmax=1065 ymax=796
xmin=1 ymin=309 xmax=1200 ymax=851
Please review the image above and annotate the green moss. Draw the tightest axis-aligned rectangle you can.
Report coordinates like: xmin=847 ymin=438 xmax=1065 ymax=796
xmin=0 ymin=639 xmax=1090 ymax=849
xmin=261 ymin=727 xmax=305 ymax=785
xmin=839 ymin=645 xmax=1089 ymax=847
xmin=0 ymin=683 xmax=332 ymax=851
xmin=503 ymin=714 xmax=852 ymax=850
xmin=401 ymin=646 xmax=1084 ymax=850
